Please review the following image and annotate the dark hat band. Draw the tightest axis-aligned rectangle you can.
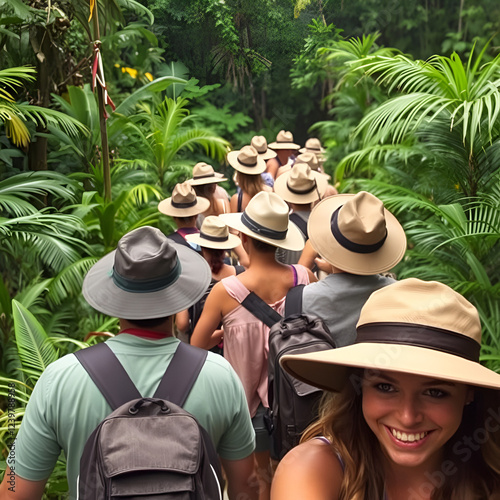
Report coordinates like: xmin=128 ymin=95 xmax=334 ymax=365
xmin=200 ymin=231 xmax=229 ymax=243
xmin=241 ymin=212 xmax=287 ymax=240
xmin=356 ymin=322 xmax=480 ymax=362
xmin=287 ymin=179 xmax=317 ymax=195
xmin=112 ymin=259 xmax=182 ymax=293
xmin=239 ymin=157 xmax=258 ymax=167
xmin=307 ymin=146 xmax=321 ymax=151
xmin=331 ymin=207 xmax=387 ymax=254
xmin=193 ymin=173 xmax=217 ymax=180
xmin=172 ymin=199 xmax=198 ymax=209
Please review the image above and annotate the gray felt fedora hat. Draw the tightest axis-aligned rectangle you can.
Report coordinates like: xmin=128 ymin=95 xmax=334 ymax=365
xmin=82 ymin=226 xmax=211 ymax=319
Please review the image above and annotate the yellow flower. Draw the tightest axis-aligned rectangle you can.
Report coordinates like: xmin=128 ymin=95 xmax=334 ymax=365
xmin=145 ymin=72 xmax=154 ymax=82
xmin=123 ymin=67 xmax=138 ymax=79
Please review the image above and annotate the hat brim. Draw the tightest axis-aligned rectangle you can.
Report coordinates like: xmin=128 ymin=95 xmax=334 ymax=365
xmin=82 ymin=242 xmax=211 ymax=319
xmin=227 ymin=151 xmax=267 ymax=175
xmin=188 ymin=174 xmax=227 ymax=186
xmin=186 ymin=232 xmax=241 ymax=250
xmin=299 ymin=147 xmax=326 ymax=154
xmin=268 ymin=142 xmax=301 ymax=150
xmin=220 ymin=212 xmax=305 ymax=251
xmin=158 ymin=196 xmax=210 ymax=217
xmin=258 ymin=149 xmax=277 ymax=160
xmin=308 ymin=194 xmax=406 ymax=275
xmin=274 ymin=170 xmax=329 ymax=204
xmin=281 ymin=343 xmax=500 ymax=392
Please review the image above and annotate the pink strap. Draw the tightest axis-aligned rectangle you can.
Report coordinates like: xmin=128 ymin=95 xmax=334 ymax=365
xmin=221 ymin=275 xmax=251 ymax=303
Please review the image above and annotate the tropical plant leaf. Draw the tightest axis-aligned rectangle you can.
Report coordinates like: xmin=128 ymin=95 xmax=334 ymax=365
xmin=12 ymin=300 xmax=58 ymax=384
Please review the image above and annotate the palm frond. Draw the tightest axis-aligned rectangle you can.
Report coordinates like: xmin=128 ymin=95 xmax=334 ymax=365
xmin=12 ymin=300 xmax=59 ymax=384
xmin=46 ymin=258 xmax=99 ymax=307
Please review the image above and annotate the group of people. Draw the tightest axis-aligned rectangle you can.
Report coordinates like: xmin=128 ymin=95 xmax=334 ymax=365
xmin=2 ymin=130 xmax=500 ymax=500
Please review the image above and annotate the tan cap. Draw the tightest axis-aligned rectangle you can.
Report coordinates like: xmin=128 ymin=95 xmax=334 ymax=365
xmin=220 ymin=191 xmax=305 ymax=251
xmin=186 ymin=216 xmax=241 ymax=250
xmin=158 ymin=181 xmax=210 ymax=217
xmin=308 ymin=191 xmax=406 ymax=275
xmin=188 ymin=162 xmax=226 ymax=185
xmin=268 ymin=130 xmax=301 ymax=150
xmin=281 ymin=278 xmax=500 ymax=392
xmin=227 ymin=146 xmax=267 ymax=175
xmin=251 ymin=136 xmax=277 ymax=160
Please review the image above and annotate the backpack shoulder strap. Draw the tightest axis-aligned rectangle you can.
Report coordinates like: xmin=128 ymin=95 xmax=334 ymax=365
xmin=284 ymin=284 xmax=305 ymax=317
xmin=240 ymin=292 xmax=282 ymax=328
xmin=237 ymin=190 xmax=243 ymax=212
xmin=153 ymin=341 xmax=207 ymax=407
xmin=74 ymin=342 xmax=141 ymax=410
xmin=289 ymin=212 xmax=308 ymax=239
xmin=234 ymin=265 xmax=245 ymax=275
xmin=75 ymin=341 xmax=208 ymax=410
xmin=167 ymin=231 xmax=190 ymax=247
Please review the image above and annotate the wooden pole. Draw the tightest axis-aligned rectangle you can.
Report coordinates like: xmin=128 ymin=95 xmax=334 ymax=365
xmin=91 ymin=1 xmax=112 ymax=203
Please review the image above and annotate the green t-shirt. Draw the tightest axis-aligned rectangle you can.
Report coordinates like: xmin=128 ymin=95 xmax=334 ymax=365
xmin=14 ymin=335 xmax=255 ymax=499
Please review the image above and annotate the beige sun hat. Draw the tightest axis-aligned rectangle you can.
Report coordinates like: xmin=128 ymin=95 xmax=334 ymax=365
xmin=299 ymin=137 xmax=326 ymax=154
xmin=251 ymin=135 xmax=277 ymax=160
xmin=82 ymin=226 xmax=211 ymax=319
xmin=296 ymin=152 xmax=331 ymax=180
xmin=188 ymin=162 xmax=227 ymax=186
xmin=158 ymin=181 xmax=210 ymax=217
xmin=220 ymin=191 xmax=305 ymax=251
xmin=281 ymin=278 xmax=500 ymax=392
xmin=268 ymin=130 xmax=301 ymax=150
xmin=227 ymin=145 xmax=267 ymax=175
xmin=274 ymin=163 xmax=329 ymax=204
xmin=307 ymin=191 xmax=406 ymax=275
xmin=185 ymin=216 xmax=241 ymax=250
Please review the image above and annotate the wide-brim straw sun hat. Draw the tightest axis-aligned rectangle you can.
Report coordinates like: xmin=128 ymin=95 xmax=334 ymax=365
xmin=188 ymin=162 xmax=227 ymax=186
xmin=281 ymin=278 xmax=500 ymax=392
xmin=251 ymin=135 xmax=277 ymax=160
xmin=83 ymin=226 xmax=211 ymax=319
xmin=220 ymin=191 xmax=305 ymax=252
xmin=296 ymin=152 xmax=331 ymax=180
xmin=158 ymin=181 xmax=210 ymax=217
xmin=299 ymin=137 xmax=326 ymax=154
xmin=227 ymin=145 xmax=267 ymax=175
xmin=186 ymin=215 xmax=241 ymax=250
xmin=308 ymin=191 xmax=406 ymax=275
xmin=273 ymin=162 xmax=329 ymax=204
xmin=268 ymin=130 xmax=301 ymax=150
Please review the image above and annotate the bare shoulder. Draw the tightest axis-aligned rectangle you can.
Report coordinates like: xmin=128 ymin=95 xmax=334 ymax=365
xmin=271 ymin=439 xmax=343 ymax=500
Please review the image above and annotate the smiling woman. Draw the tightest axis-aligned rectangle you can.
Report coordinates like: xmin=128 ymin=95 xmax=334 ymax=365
xmin=271 ymin=278 xmax=500 ymax=500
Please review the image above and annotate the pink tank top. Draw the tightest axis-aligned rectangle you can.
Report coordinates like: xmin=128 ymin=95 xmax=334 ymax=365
xmin=221 ymin=265 xmax=310 ymax=417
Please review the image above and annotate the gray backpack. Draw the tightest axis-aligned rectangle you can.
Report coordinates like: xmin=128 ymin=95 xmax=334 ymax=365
xmin=240 ymin=285 xmax=336 ymax=460
xmin=74 ymin=341 xmax=223 ymax=500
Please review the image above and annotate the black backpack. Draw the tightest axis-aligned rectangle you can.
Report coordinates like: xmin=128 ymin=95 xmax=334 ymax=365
xmin=74 ymin=341 xmax=223 ymax=500
xmin=240 ymin=285 xmax=335 ymax=460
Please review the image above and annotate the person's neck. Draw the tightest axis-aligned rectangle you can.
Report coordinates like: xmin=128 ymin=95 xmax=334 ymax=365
xmin=118 ymin=318 xmax=174 ymax=338
xmin=383 ymin=455 xmax=443 ymax=500
xmin=277 ymin=150 xmax=291 ymax=164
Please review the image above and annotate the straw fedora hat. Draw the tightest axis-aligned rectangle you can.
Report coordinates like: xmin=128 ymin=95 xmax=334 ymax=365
xmin=308 ymin=191 xmax=406 ymax=275
xmin=185 ymin=216 xmax=241 ymax=250
xmin=268 ymin=130 xmax=301 ymax=150
xmin=158 ymin=181 xmax=210 ymax=217
xmin=296 ymin=152 xmax=331 ymax=180
xmin=281 ymin=278 xmax=500 ymax=392
xmin=299 ymin=137 xmax=325 ymax=154
xmin=82 ymin=226 xmax=211 ymax=319
xmin=274 ymin=163 xmax=328 ymax=204
xmin=227 ymin=145 xmax=267 ymax=175
xmin=220 ymin=191 xmax=305 ymax=251
xmin=251 ymin=135 xmax=277 ymax=160
xmin=188 ymin=162 xmax=227 ymax=186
